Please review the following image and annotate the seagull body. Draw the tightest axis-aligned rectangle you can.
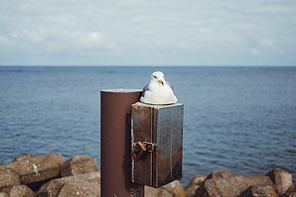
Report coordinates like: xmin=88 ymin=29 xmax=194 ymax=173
xmin=140 ymin=71 xmax=178 ymax=104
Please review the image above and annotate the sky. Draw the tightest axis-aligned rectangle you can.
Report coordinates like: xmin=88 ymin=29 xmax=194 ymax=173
xmin=0 ymin=0 xmax=296 ymax=66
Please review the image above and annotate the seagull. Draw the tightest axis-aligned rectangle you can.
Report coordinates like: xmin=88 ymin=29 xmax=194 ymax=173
xmin=140 ymin=71 xmax=178 ymax=104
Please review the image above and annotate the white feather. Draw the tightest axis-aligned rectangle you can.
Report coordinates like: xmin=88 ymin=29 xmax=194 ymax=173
xmin=140 ymin=71 xmax=178 ymax=104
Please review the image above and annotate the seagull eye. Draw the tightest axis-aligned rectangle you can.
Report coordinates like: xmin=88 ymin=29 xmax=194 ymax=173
xmin=154 ymin=76 xmax=157 ymax=79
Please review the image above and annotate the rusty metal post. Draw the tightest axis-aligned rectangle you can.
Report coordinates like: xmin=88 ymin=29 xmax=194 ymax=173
xmin=101 ymin=89 xmax=144 ymax=197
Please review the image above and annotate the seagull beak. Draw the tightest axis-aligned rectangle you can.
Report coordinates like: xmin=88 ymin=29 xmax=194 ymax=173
xmin=159 ymin=80 xmax=164 ymax=86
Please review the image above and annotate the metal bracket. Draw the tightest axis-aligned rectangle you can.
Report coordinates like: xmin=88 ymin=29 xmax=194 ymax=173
xmin=132 ymin=141 xmax=158 ymax=161
xmin=142 ymin=142 xmax=158 ymax=152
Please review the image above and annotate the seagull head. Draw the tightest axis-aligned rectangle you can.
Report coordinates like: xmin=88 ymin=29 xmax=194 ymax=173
xmin=151 ymin=71 xmax=165 ymax=86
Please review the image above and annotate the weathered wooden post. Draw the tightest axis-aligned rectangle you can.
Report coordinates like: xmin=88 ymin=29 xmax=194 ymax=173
xmin=100 ymin=89 xmax=144 ymax=197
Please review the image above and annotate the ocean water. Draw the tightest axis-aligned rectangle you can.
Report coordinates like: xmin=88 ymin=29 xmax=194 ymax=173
xmin=0 ymin=66 xmax=295 ymax=186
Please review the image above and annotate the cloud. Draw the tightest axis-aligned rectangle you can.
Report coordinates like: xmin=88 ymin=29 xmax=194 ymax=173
xmin=0 ymin=0 xmax=295 ymax=66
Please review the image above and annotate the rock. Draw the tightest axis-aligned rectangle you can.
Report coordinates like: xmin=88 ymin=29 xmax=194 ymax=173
xmin=266 ymin=168 xmax=293 ymax=196
xmin=0 ymin=169 xmax=20 ymax=187
xmin=0 ymin=185 xmax=35 ymax=197
xmin=184 ymin=174 xmax=206 ymax=197
xmin=193 ymin=170 xmax=233 ymax=197
xmin=157 ymin=188 xmax=173 ymax=197
xmin=36 ymin=171 xmax=100 ymax=197
xmin=0 ymin=153 xmax=64 ymax=184
xmin=194 ymin=175 xmax=274 ymax=197
xmin=184 ymin=174 xmax=207 ymax=190
xmin=162 ymin=180 xmax=186 ymax=197
xmin=61 ymin=155 xmax=99 ymax=177
xmin=239 ymin=185 xmax=278 ymax=197
xmin=57 ymin=181 xmax=100 ymax=197
xmin=11 ymin=154 xmax=36 ymax=162
xmin=286 ymin=183 xmax=296 ymax=193
xmin=144 ymin=180 xmax=186 ymax=197
xmin=206 ymin=170 xmax=232 ymax=180
xmin=36 ymin=179 xmax=63 ymax=197
xmin=0 ymin=192 xmax=8 ymax=197
xmin=186 ymin=185 xmax=200 ymax=197
xmin=28 ymin=178 xmax=59 ymax=192
xmin=281 ymin=192 xmax=296 ymax=197
xmin=145 ymin=186 xmax=159 ymax=197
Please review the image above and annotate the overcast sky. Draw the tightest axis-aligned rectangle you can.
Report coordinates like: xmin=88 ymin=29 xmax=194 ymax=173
xmin=0 ymin=0 xmax=295 ymax=66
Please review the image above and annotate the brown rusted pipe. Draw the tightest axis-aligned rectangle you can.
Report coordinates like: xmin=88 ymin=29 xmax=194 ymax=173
xmin=101 ymin=89 xmax=144 ymax=197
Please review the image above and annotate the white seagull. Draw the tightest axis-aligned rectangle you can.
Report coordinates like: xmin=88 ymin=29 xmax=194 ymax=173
xmin=140 ymin=71 xmax=178 ymax=104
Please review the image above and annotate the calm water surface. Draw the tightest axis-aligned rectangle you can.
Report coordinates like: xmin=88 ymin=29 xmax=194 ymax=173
xmin=0 ymin=66 xmax=295 ymax=185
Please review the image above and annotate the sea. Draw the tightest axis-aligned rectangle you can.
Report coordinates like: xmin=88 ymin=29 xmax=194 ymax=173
xmin=0 ymin=66 xmax=295 ymax=186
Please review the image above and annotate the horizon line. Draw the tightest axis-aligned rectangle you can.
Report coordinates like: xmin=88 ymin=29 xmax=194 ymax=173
xmin=1 ymin=65 xmax=296 ymax=68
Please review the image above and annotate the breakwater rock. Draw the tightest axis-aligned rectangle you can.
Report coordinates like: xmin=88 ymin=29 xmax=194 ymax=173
xmin=0 ymin=153 xmax=295 ymax=197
